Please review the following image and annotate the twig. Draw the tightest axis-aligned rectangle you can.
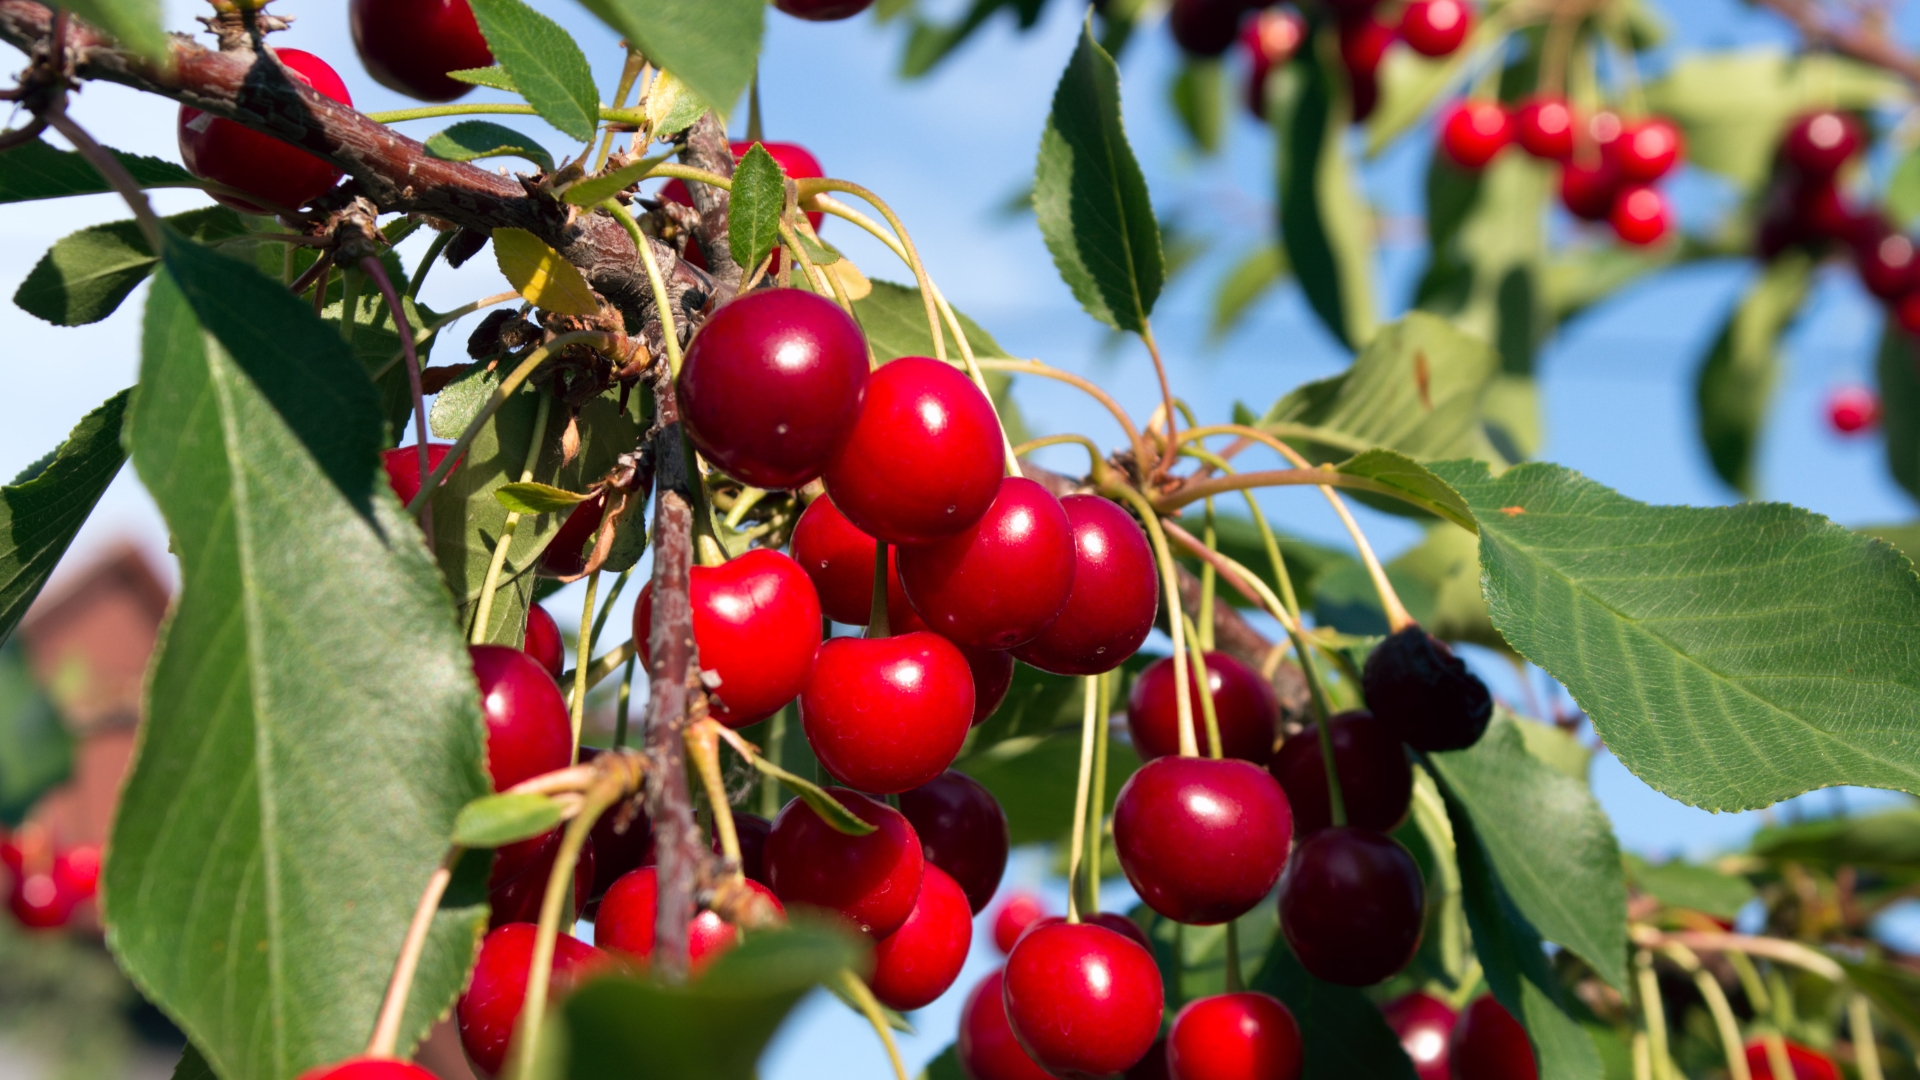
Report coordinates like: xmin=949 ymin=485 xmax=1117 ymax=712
xmin=361 ymin=256 xmax=434 ymax=538
xmin=1752 ymin=0 xmax=1920 ymax=87
xmin=365 ymin=848 xmax=461 ymax=1059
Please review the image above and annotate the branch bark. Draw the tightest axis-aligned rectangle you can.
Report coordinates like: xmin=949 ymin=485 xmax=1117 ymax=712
xmin=1752 ymin=0 xmax=1920 ymax=87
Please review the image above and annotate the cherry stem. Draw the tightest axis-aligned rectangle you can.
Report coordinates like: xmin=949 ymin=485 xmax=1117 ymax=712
xmin=833 ymin=969 xmax=910 ymax=1080
xmin=1852 ymin=994 xmax=1885 ymax=1080
xmin=1065 ymin=674 xmax=1100 ymax=923
xmin=1658 ymin=943 xmax=1751 ymax=1080
xmin=512 ymin=784 xmax=612 ymax=1080
xmin=1180 ymin=613 xmax=1224 ymax=759
xmin=1138 ymin=320 xmax=1179 ymax=481
xmin=758 ymin=708 xmax=789 ymax=818
xmin=365 ymin=846 xmax=461 ymax=1059
xmin=569 ymin=569 xmax=601 ymax=753
xmin=613 ymin=654 xmax=636 ymax=750
xmin=338 ymin=266 xmax=363 ymax=344
xmin=361 ymin=256 xmax=434 ymax=540
xmin=1084 ymin=670 xmax=1110 ymax=918
xmin=563 ymin=639 xmax=638 ymax=701
xmin=1635 ymin=949 xmax=1673 ymax=1080
xmin=606 ymin=200 xmax=683 ymax=376
xmin=1197 ymin=500 xmax=1217 ymax=652
xmin=470 ymin=391 xmax=552 ymax=645
xmin=1224 ymin=921 xmax=1243 ymax=993
xmin=973 ymin=358 xmax=1149 ymax=481
xmin=1100 ymin=483 xmax=1197 ymax=758
xmin=1762 ymin=1035 xmax=1792 ymax=1080
xmin=406 ymin=230 xmax=453 ymax=299
xmin=1627 ymin=927 xmax=1845 ymax=982
xmin=688 ymin=719 xmax=742 ymax=873
xmin=788 ymin=216 xmax=863 ymax=331
xmin=595 ymin=47 xmax=646 ymax=173
xmin=866 ymin=541 xmax=891 ymax=638
xmin=800 ymin=180 xmax=942 ymax=360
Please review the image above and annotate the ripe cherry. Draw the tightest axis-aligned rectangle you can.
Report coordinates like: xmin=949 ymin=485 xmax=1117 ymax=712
xmin=469 ymin=645 xmax=573 ymax=792
xmin=993 ymin=892 xmax=1047 ymax=954
xmin=55 ymin=845 xmax=100 ymax=899
xmin=1013 ymin=494 xmax=1157 ymax=676
xmin=1361 ymin=625 xmax=1491 ymax=752
xmin=1743 ymin=1040 xmax=1839 ymax=1080
xmin=381 ymin=443 xmax=455 ymax=506
xmin=898 ymin=477 xmax=1076 ymax=650
xmin=1782 ymin=110 xmax=1862 ymax=178
xmin=1167 ymin=992 xmax=1303 ymax=1080
xmin=539 ymin=493 xmax=606 ymax=579
xmin=1450 ymin=996 xmax=1536 ymax=1080
xmin=959 ymin=970 xmax=1057 ymax=1080
xmin=1559 ymin=159 xmax=1620 ymax=222
xmin=1003 ymin=920 xmax=1165 ymax=1078
xmin=596 ymin=866 xmax=785 ymax=972
xmin=349 ymin=0 xmax=493 ymax=103
xmin=869 ymin=864 xmax=974 ymax=1011
xmin=587 ymin=807 xmax=652 ymax=900
xmin=634 ymin=549 xmax=822 ymax=729
xmin=1898 ymin=290 xmax=1920 ymax=336
xmin=1269 ymin=710 xmax=1412 ymax=836
xmin=773 ymin=0 xmax=877 ymax=22
xmin=1827 ymin=386 xmax=1880 ymax=435
xmin=1278 ymin=826 xmax=1425 ymax=986
xmin=1513 ymin=97 xmax=1575 ymax=161
xmin=899 ymin=769 xmax=1009 ymax=913
xmin=1113 ymin=756 xmax=1293 ymax=924
xmin=802 ymin=633 xmax=973 ymax=793
xmin=1338 ymin=16 xmax=1393 ymax=80
xmin=1795 ymin=179 xmax=1869 ymax=244
xmin=1441 ymin=101 xmax=1513 ymax=170
xmin=486 ymin=828 xmax=594 ymax=929
xmin=1241 ymin=9 xmax=1305 ymax=119
xmin=679 ymin=290 xmax=870 ymax=491
xmin=8 ymin=870 xmax=75 ymax=930
xmin=295 ymin=1059 xmax=441 ymax=1080
xmin=1611 ymin=184 xmax=1671 ymax=246
xmin=1169 ymin=0 xmax=1244 ymax=57
xmin=1351 ymin=71 xmax=1381 ymax=124
xmin=1399 ymin=0 xmax=1472 ymax=58
xmin=1856 ymin=230 xmax=1917 ymax=300
xmin=1128 ymin=651 xmax=1279 ymax=764
xmin=178 ymin=49 xmax=351 ymax=214
xmin=1609 ymin=118 xmax=1683 ymax=183
xmin=457 ymin=923 xmax=608 ymax=1076
xmin=523 ymin=603 xmax=563 ymax=680
xmin=766 ymin=789 xmax=924 ymax=937
xmin=1012 ymin=912 xmax=1152 ymax=955
xmin=964 ymin=646 xmax=1014 ymax=724
xmin=1383 ymin=991 xmax=1457 ymax=1080
xmin=1128 ymin=1038 xmax=1171 ymax=1080
xmin=790 ymin=493 xmax=922 ymax=629
xmin=823 ymin=357 xmax=1004 ymax=545
xmin=728 ymin=812 xmax=773 ymax=886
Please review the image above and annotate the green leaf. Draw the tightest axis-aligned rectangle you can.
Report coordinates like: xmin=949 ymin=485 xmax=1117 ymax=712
xmin=1274 ymin=32 xmax=1374 ymax=350
xmin=495 ymin=481 xmax=592 ymax=515
xmin=729 ymin=143 xmax=787 ymax=273
xmin=958 ymin=695 xmax=1143 ymax=847
xmin=0 ymin=138 xmax=196 ymax=204
xmin=1209 ymin=242 xmax=1289 ymax=343
xmin=917 ymin=1044 xmax=964 ymax=1080
xmin=570 ymin=0 xmax=763 ymax=116
xmin=1879 ymin=323 xmax=1920 ymax=506
xmin=452 ymin=792 xmax=564 ymax=848
xmin=322 ymin=279 xmax=437 ymax=442
xmin=1033 ymin=18 xmax=1164 ymax=335
xmin=16 ymin=207 xmax=248 ymax=327
xmin=1428 ymin=717 xmax=1629 ymax=991
xmin=1889 ymin=148 xmax=1920 ymax=229
xmin=1149 ymin=902 xmax=1277 ymax=1012
xmin=0 ymin=641 xmax=72 ymax=827
xmin=0 ymin=390 xmax=128 ymax=648
xmin=745 ymin=755 xmax=876 ymax=837
xmin=113 ymin=265 xmax=489 ymax=1080
xmin=1332 ymin=448 xmax=1477 ymax=532
xmin=900 ymin=0 xmax=1045 ymax=79
xmin=1696 ymin=252 xmax=1813 ymax=496
xmin=1249 ymin=939 xmax=1420 ymax=1079
xmin=1834 ymin=955 xmax=1920 ymax=1047
xmin=447 ymin=66 xmax=517 ymax=92
xmin=424 ymin=121 xmax=553 ymax=173
xmin=467 ymin=0 xmax=601 ymax=142
xmin=1749 ymin=805 xmax=1920 ymax=875
xmin=561 ymin=150 xmax=672 ymax=207
xmin=1622 ymin=854 xmax=1755 ymax=920
xmin=1169 ymin=56 xmax=1226 ymax=156
xmin=641 ymin=69 xmax=709 ymax=138
xmin=59 ymin=0 xmax=167 ymax=63
xmin=1431 ymin=458 xmax=1920 ymax=813
xmin=1363 ymin=27 xmax=1486 ymax=156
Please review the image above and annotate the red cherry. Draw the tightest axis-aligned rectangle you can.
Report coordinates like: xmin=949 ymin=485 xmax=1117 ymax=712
xmin=1351 ymin=71 xmax=1381 ymax=123
xmin=1339 ymin=16 xmax=1393 ymax=79
xmin=381 ymin=443 xmax=456 ymax=506
xmin=869 ymin=864 xmax=974 ymax=1011
xmin=1609 ymin=118 xmax=1683 ymax=183
xmin=1127 ymin=652 xmax=1279 ymax=764
xmin=1169 ymin=0 xmax=1245 ymax=57
xmin=1017 ymin=912 xmax=1152 ymax=955
xmin=523 ymin=603 xmax=563 ymax=680
xmin=1003 ymin=921 xmax=1164 ymax=1078
xmin=1441 ymin=101 xmax=1513 ymax=170
xmin=766 ymin=789 xmax=924 ymax=937
xmin=1167 ymin=992 xmax=1303 ymax=1080
xmin=1278 ymin=826 xmax=1425 ymax=986
xmin=178 ymin=49 xmax=351 ymax=214
xmin=1241 ymin=10 xmax=1305 ymax=119
xmin=727 ymin=812 xmax=774 ymax=886
xmin=1559 ymin=159 xmax=1621 ymax=222
xmin=1399 ymin=0 xmax=1472 ymax=57
xmin=801 ymin=633 xmax=973 ymax=793
xmin=993 ymin=892 xmax=1048 ymax=954
xmin=790 ymin=494 xmax=923 ymax=629
xmin=1856 ymin=230 xmax=1917 ymax=300
xmin=1383 ymin=991 xmax=1458 ymax=1080
xmin=349 ymin=0 xmax=493 ymax=103
xmin=1782 ymin=110 xmax=1862 ymax=178
xmin=1112 ymin=756 xmax=1293 ymax=924
xmin=596 ymin=866 xmax=785 ymax=972
xmin=1743 ymin=1039 xmax=1840 ymax=1080
xmin=823 ymin=357 xmax=1005 ymax=545
xmin=1269 ymin=710 xmax=1412 ymax=837
xmin=679 ymin=290 xmax=870 ymax=491
xmin=456 ymin=923 xmax=608 ymax=1076
xmin=1610 ymin=184 xmax=1671 ymax=246
xmin=54 ymin=844 xmax=100 ymax=899
xmin=773 ymin=0 xmax=877 ymax=23
xmin=539 ymin=493 xmax=606 ymax=579
xmin=1450 ymin=996 xmax=1536 ymax=1080
xmin=964 ymin=646 xmax=1015 ymax=724
xmin=469 ymin=645 xmax=573 ymax=792
xmin=1013 ymin=495 xmax=1157 ymax=676
xmin=8 ymin=871 xmax=75 ymax=930
xmin=486 ymin=828 xmax=594 ymax=929
xmin=1893 ymin=290 xmax=1920 ymax=335
xmin=1794 ymin=179 xmax=1869 ymax=243
xmin=1513 ymin=97 xmax=1575 ymax=161
xmin=295 ymin=1059 xmax=442 ymax=1080
xmin=959 ymin=970 xmax=1057 ymax=1080
xmin=898 ymin=478 xmax=1076 ymax=650
xmin=899 ymin=770 xmax=1009 ymax=913
xmin=1827 ymin=386 xmax=1880 ymax=435
xmin=634 ymin=549 xmax=822 ymax=729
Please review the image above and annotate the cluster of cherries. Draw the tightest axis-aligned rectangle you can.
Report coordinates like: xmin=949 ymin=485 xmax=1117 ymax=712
xmin=0 ymin=828 xmax=100 ymax=931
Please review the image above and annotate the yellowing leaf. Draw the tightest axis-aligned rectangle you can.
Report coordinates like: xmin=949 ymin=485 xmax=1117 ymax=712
xmin=493 ymin=227 xmax=600 ymax=316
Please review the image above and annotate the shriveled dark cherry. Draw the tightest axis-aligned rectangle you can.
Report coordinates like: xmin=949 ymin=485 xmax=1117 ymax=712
xmin=1611 ymin=184 xmax=1671 ymax=246
xmin=539 ymin=492 xmax=606 ymax=579
xmin=522 ymin=603 xmax=562 ymax=680
xmin=1514 ymin=97 xmax=1575 ymax=160
xmin=486 ymin=828 xmax=594 ymax=929
xmin=1383 ymin=990 xmax=1458 ymax=1080
xmin=1003 ymin=920 xmax=1165 ymax=1078
xmin=790 ymin=493 xmax=922 ymax=629
xmin=1782 ymin=110 xmax=1862 ymax=178
xmin=1399 ymin=0 xmax=1472 ymax=57
xmin=1362 ymin=625 xmax=1492 ymax=751
xmin=1278 ymin=826 xmax=1425 ymax=986
xmin=963 ymin=646 xmax=1015 ymax=724
xmin=678 ymin=290 xmax=870 ymax=491
xmin=1128 ymin=651 xmax=1279 ymax=764
xmin=1169 ymin=0 xmax=1245 ymax=57
xmin=1113 ymin=756 xmax=1293 ymax=925
xmin=469 ymin=645 xmax=573 ymax=792
xmin=766 ymin=789 xmax=925 ymax=937
xmin=1856 ymin=230 xmax=1917 ymax=300
xmin=1450 ymin=996 xmax=1537 ymax=1080
xmin=1827 ymin=386 xmax=1880 ymax=435
xmin=635 ymin=548 xmax=822 ymax=729
xmin=1014 ymin=494 xmax=1157 ymax=676
xmin=1743 ymin=1039 xmax=1839 ymax=1080
xmin=381 ymin=443 xmax=455 ymax=507
xmin=1269 ymin=710 xmax=1412 ymax=836
xmin=959 ymin=970 xmax=1057 ymax=1080
xmin=1609 ymin=118 xmax=1683 ymax=183
xmin=1240 ymin=9 xmax=1304 ymax=119
xmin=1559 ymin=158 xmax=1620 ymax=222
xmin=824 ymin=356 xmax=1005 ymax=545
xmin=869 ymin=864 xmax=974 ymax=1011
xmin=773 ymin=0 xmax=877 ymax=23
xmin=899 ymin=477 xmax=1076 ymax=650
xmin=596 ymin=866 xmax=785 ymax=973
xmin=992 ymin=892 xmax=1047 ymax=954
xmin=802 ymin=633 xmax=973 ymax=793
xmin=350 ymin=0 xmax=493 ymax=103
xmin=456 ymin=922 xmax=608 ymax=1076
xmin=898 ymin=769 xmax=1009 ymax=913
xmin=296 ymin=1059 xmax=441 ymax=1080
xmin=1167 ymin=992 xmax=1303 ymax=1080
xmin=1338 ymin=16 xmax=1393 ymax=79
xmin=179 ymin=49 xmax=351 ymax=214
xmin=1441 ymin=101 xmax=1512 ymax=170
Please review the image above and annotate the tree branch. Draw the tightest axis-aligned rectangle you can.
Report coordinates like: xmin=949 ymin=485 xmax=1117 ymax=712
xmin=1752 ymin=0 xmax=1920 ymax=87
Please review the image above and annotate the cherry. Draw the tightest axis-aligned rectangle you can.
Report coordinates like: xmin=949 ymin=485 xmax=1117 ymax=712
xmin=1399 ymin=0 xmax=1472 ymax=57
xmin=1012 ymin=494 xmax=1157 ymax=675
xmin=7 ymin=870 xmax=75 ymax=930
xmin=802 ymin=633 xmax=973 ymax=793
xmin=349 ymin=0 xmax=493 ymax=103
xmin=1559 ymin=159 xmax=1621 ymax=222
xmin=823 ymin=356 xmax=1005 ymax=545
xmin=898 ymin=477 xmax=1076 ymax=650
xmin=1782 ymin=110 xmax=1862 ymax=178
xmin=1450 ymin=996 xmax=1536 ymax=1080
xmin=486 ymin=828 xmax=594 ymax=929
xmin=1013 ymin=912 xmax=1152 ymax=955
xmin=1827 ymin=386 xmax=1880 ymax=435
xmin=679 ymin=290 xmax=870 ymax=491
xmin=1513 ymin=97 xmax=1575 ymax=161
xmin=993 ymin=892 xmax=1047 ymax=954
xmin=729 ymin=812 xmax=773 ymax=886
xmin=790 ymin=493 xmax=923 ymax=629
xmin=1128 ymin=1038 xmax=1171 ymax=1080
xmin=1856 ymin=230 xmax=1917 ymax=300
xmin=1278 ymin=826 xmax=1425 ymax=986
xmin=469 ymin=645 xmax=573 ymax=792
xmin=633 ymin=548 xmax=822 ymax=729
xmin=295 ymin=1059 xmax=441 ymax=1080
xmin=959 ymin=970 xmax=1057 ymax=1080
xmin=1241 ymin=9 xmax=1305 ymax=119
xmin=1167 ymin=992 xmax=1303 ymax=1080
xmin=456 ymin=923 xmax=608 ymax=1076
xmin=587 ymin=806 xmax=652 ymax=900
xmin=1794 ymin=179 xmax=1869 ymax=244
xmin=899 ymin=769 xmax=1009 ymax=913
xmin=1610 ymin=184 xmax=1671 ymax=246
xmin=1382 ymin=991 xmax=1457 ymax=1080
xmin=1169 ymin=0 xmax=1245 ymax=57
xmin=1361 ymin=625 xmax=1491 ymax=751
xmin=1351 ymin=71 xmax=1381 ymax=124
xmin=1609 ymin=118 xmax=1683 ymax=183
xmin=964 ymin=646 xmax=1014 ymax=724
xmin=1113 ymin=756 xmax=1293 ymax=924
xmin=523 ymin=603 xmax=563 ymax=680
xmin=596 ymin=866 xmax=785 ymax=973
xmin=1743 ymin=1039 xmax=1840 ymax=1080
xmin=539 ymin=493 xmax=606 ymax=579
xmin=1269 ymin=710 xmax=1412 ymax=836
xmin=766 ymin=789 xmax=924 ymax=937
xmin=55 ymin=845 xmax=100 ymax=899
xmin=869 ymin=864 xmax=974 ymax=1011
xmin=1339 ymin=16 xmax=1393 ymax=80
xmin=1898 ymin=290 xmax=1920 ymax=336
xmin=1127 ymin=651 xmax=1279 ymax=764
xmin=178 ymin=49 xmax=351 ymax=214
xmin=1003 ymin=920 xmax=1164 ymax=1078
xmin=1441 ymin=101 xmax=1512 ymax=170
xmin=380 ymin=443 xmax=455 ymax=506
xmin=773 ymin=0 xmax=877 ymax=23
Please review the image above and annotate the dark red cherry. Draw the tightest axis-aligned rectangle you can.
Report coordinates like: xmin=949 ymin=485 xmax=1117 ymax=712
xmin=1827 ymin=386 xmax=1880 ymax=435
xmin=1127 ymin=652 xmax=1279 ymax=764
xmin=1611 ymin=184 xmax=1671 ymax=246
xmin=1441 ymin=101 xmax=1512 ymax=169
xmin=773 ymin=0 xmax=877 ymax=23
xmin=1782 ymin=110 xmax=1863 ymax=178
xmin=1383 ymin=991 xmax=1457 ymax=1080
xmin=959 ymin=970 xmax=1057 ymax=1080
xmin=1127 ymin=1038 xmax=1171 ymax=1080
xmin=295 ymin=1060 xmax=441 ymax=1080
xmin=587 ymin=807 xmax=652 ymax=901
xmin=178 ymin=49 xmax=351 ymax=214
xmin=634 ymin=549 xmax=822 ymax=729
xmin=899 ymin=770 xmax=1009 ymax=913
xmin=1514 ymin=97 xmax=1575 ymax=160
xmin=898 ymin=477 xmax=1076 ymax=650
xmin=993 ymin=892 xmax=1047 ymax=954
xmin=801 ymin=633 xmax=973 ymax=793
xmin=1112 ymin=756 xmax=1293 ymax=924
xmin=1361 ymin=625 xmax=1491 ymax=752
xmin=1090 ymin=911 xmax=1153 ymax=952
xmin=1609 ymin=118 xmax=1682 ymax=183
xmin=1559 ymin=159 xmax=1620 ymax=221
xmin=1794 ymin=178 xmax=1869 ymax=243
xmin=1278 ymin=826 xmax=1425 ymax=986
xmin=596 ymin=866 xmax=785 ymax=973
xmin=1269 ymin=711 xmax=1412 ymax=837
xmin=823 ymin=357 xmax=1004 ymax=546
xmin=728 ymin=812 xmax=773 ymax=886
xmin=469 ymin=644 xmax=573 ymax=792
xmin=1168 ymin=992 xmax=1303 ymax=1080
xmin=523 ymin=603 xmax=563 ymax=680
xmin=457 ymin=923 xmax=608 ymax=1075
xmin=1169 ymin=0 xmax=1245 ymax=57
xmin=1013 ymin=494 xmax=1157 ymax=675
xmin=869 ymin=864 xmax=974 ymax=1011
xmin=766 ymin=789 xmax=925 ymax=937
xmin=486 ymin=828 xmax=593 ymax=929
xmin=1003 ymin=921 xmax=1164 ymax=1078
xmin=1856 ymin=230 xmax=1917 ymax=300
xmin=964 ymin=646 xmax=1014 ymax=724
xmin=1399 ymin=0 xmax=1472 ymax=57
xmin=1351 ymin=70 xmax=1381 ymax=123
xmin=678 ymin=290 xmax=870 ymax=491
xmin=1451 ymin=996 xmax=1537 ymax=1080
xmin=1898 ymin=290 xmax=1920 ymax=336
xmin=349 ymin=0 xmax=493 ymax=103
xmin=539 ymin=493 xmax=606 ymax=579
xmin=381 ymin=443 xmax=456 ymax=506
xmin=790 ymin=493 xmax=925 ymax=630
xmin=1241 ymin=9 xmax=1304 ymax=119
xmin=7 ymin=870 xmax=75 ymax=930
xmin=1338 ymin=16 xmax=1393 ymax=79
xmin=1743 ymin=1039 xmax=1839 ymax=1080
